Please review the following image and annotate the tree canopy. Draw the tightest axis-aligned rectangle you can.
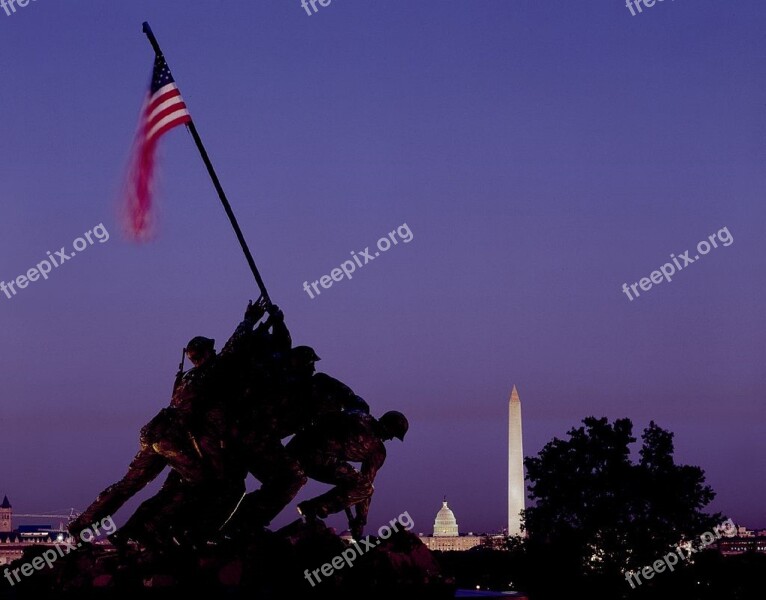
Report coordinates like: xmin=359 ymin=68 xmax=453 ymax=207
xmin=523 ymin=417 xmax=722 ymax=578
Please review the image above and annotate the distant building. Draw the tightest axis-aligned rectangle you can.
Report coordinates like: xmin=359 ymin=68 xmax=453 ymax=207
xmin=0 ymin=496 xmax=11 ymax=533
xmin=735 ymin=526 xmax=754 ymax=538
xmin=419 ymin=499 xmax=484 ymax=551
xmin=0 ymin=494 xmax=69 ymax=566
xmin=433 ymin=499 xmax=459 ymax=536
xmin=717 ymin=532 xmax=766 ymax=555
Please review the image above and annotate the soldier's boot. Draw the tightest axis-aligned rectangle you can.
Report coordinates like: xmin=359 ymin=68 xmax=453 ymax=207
xmin=350 ymin=519 xmax=364 ymax=541
xmin=347 ymin=507 xmax=367 ymax=540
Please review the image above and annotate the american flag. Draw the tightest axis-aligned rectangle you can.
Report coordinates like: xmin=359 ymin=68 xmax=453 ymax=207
xmin=123 ymin=53 xmax=191 ymax=240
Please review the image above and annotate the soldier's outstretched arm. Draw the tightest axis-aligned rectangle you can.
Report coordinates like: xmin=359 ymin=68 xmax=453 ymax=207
xmin=220 ymin=300 xmax=265 ymax=358
xmin=266 ymin=304 xmax=292 ymax=352
xmin=68 ymin=445 xmax=166 ymax=535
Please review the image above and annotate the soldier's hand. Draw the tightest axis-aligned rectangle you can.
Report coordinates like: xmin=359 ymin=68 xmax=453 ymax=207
xmin=267 ymin=303 xmax=284 ymax=322
xmin=245 ymin=299 xmax=266 ymax=322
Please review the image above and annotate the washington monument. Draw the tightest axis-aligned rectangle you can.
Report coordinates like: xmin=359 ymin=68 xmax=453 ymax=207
xmin=508 ymin=385 xmax=525 ymax=536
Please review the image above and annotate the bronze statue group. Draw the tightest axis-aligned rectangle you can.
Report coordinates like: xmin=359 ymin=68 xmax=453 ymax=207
xmin=68 ymin=299 xmax=408 ymax=552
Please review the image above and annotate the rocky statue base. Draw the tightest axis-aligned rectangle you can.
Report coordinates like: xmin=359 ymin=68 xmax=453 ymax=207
xmin=0 ymin=521 xmax=453 ymax=599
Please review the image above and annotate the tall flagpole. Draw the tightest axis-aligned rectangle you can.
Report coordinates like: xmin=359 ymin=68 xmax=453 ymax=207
xmin=141 ymin=21 xmax=271 ymax=305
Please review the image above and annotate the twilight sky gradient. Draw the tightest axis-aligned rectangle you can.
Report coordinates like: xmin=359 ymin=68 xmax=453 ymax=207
xmin=1 ymin=1 xmax=765 ymax=534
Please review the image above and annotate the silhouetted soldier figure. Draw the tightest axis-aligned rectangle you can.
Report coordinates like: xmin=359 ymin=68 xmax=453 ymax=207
xmin=289 ymin=346 xmax=371 ymax=428
xmin=254 ymin=345 xmax=370 ymax=438
xmin=288 ymin=410 xmax=408 ymax=540
xmin=125 ymin=301 xmax=278 ymax=548
xmin=69 ymin=301 xmax=265 ymax=548
xmin=226 ymin=344 xmax=370 ymax=534
xmin=223 ymin=305 xmax=305 ymax=535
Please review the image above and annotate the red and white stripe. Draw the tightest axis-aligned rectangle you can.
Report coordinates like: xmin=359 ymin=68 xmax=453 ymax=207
xmin=143 ymin=82 xmax=191 ymax=143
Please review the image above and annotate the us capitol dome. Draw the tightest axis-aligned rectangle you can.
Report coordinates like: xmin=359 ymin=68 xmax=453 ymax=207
xmin=418 ymin=497 xmax=483 ymax=551
xmin=433 ymin=499 xmax=459 ymax=536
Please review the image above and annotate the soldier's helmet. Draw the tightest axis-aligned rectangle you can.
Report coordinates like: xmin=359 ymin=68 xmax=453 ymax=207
xmin=186 ymin=336 xmax=215 ymax=356
xmin=291 ymin=346 xmax=321 ymax=364
xmin=379 ymin=411 xmax=409 ymax=441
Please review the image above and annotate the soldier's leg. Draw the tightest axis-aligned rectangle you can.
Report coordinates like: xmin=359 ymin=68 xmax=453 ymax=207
xmin=137 ymin=449 xmax=244 ymax=546
xmin=297 ymin=460 xmax=373 ymax=520
xmin=110 ymin=427 xmax=207 ymax=549
xmin=176 ymin=478 xmax=246 ymax=545
xmin=116 ymin=471 xmax=185 ymax=550
xmin=229 ymin=436 xmax=306 ymax=529
xmin=115 ymin=473 xmax=244 ymax=552
xmin=178 ymin=427 xmax=248 ymax=538
xmin=69 ymin=445 xmax=166 ymax=535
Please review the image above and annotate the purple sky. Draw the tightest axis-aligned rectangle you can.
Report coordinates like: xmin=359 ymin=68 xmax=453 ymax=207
xmin=1 ymin=0 xmax=765 ymax=535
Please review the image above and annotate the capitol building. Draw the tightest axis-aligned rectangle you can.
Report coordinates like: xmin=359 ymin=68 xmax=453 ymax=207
xmin=418 ymin=499 xmax=484 ymax=551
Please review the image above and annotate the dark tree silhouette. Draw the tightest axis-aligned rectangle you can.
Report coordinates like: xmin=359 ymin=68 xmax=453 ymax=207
xmin=523 ymin=417 xmax=722 ymax=584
